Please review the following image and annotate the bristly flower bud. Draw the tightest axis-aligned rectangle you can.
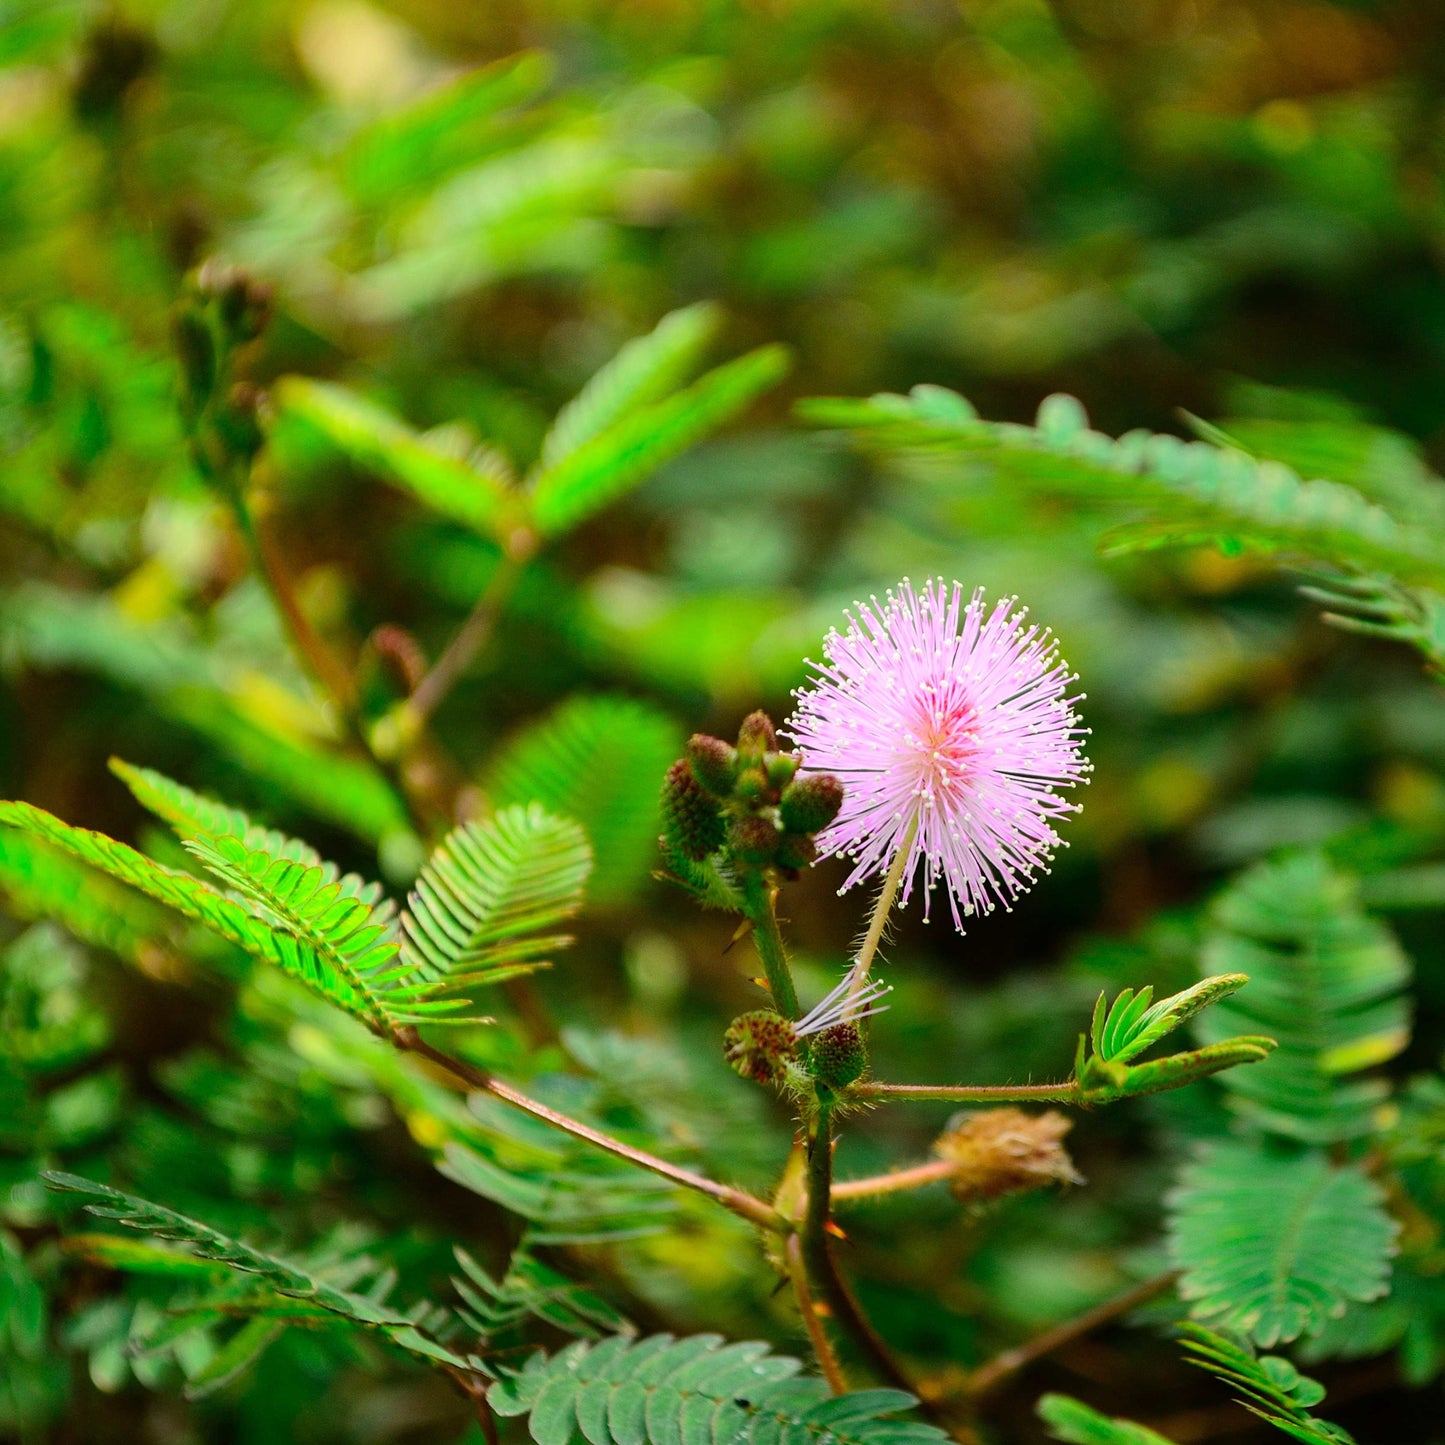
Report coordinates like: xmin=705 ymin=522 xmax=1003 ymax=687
xmin=727 ymin=814 xmax=779 ymax=865
xmin=724 ymin=1010 xmax=798 ymax=1085
xmin=779 ymin=774 xmax=844 ymax=835
xmin=736 ymin=710 xmax=777 ymax=762
xmin=932 ymin=1108 xmax=1082 ymax=1203
xmin=662 ymin=758 xmax=726 ymax=860
xmin=806 ymin=1021 xmax=867 ymax=1088
xmin=686 ymin=734 xmax=738 ymax=797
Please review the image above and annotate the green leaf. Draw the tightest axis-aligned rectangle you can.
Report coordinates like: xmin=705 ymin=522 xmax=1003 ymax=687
xmin=275 ymin=377 xmax=517 ymax=540
xmin=402 ymin=804 xmax=591 ymax=987
xmin=1197 ymin=852 xmax=1412 ymax=1144
xmin=1074 ymin=975 xmax=1274 ymax=1104
xmin=488 ymin=1333 xmax=947 ymax=1445
xmin=184 ymin=1317 xmax=286 ymax=1400
xmin=1037 ymin=1393 xmax=1177 ymax=1444
xmin=0 ymin=825 xmax=170 ymax=965
xmin=1178 ymin=1325 xmax=1355 ymax=1442
xmin=538 ymin=303 xmax=722 ymax=471
xmin=1167 ymin=1141 xmax=1398 ymax=1347
xmin=341 ymin=51 xmax=554 ymax=204
xmin=42 ymin=1174 xmax=477 ymax=1378
xmin=529 ymin=344 xmax=790 ymax=538
xmin=800 ymin=386 xmax=1445 ymax=588
xmin=0 ymin=797 xmax=469 ymax=1033
xmin=488 ymin=696 xmax=682 ymax=904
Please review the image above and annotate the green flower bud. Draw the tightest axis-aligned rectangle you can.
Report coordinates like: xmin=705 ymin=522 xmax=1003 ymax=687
xmin=736 ymin=710 xmax=777 ymax=762
xmin=733 ymin=767 xmax=770 ymax=805
xmin=806 ymin=1021 xmax=867 ymax=1088
xmin=779 ymin=774 xmax=844 ymax=835
xmin=686 ymin=733 xmax=738 ymax=797
xmin=766 ymin=751 xmax=801 ymax=791
xmin=727 ymin=814 xmax=779 ymax=866
xmin=661 ymin=758 xmax=726 ymax=860
xmin=723 ymin=1010 xmax=798 ymax=1085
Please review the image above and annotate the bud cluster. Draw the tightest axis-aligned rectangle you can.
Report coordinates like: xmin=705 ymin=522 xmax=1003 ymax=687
xmin=660 ymin=710 xmax=844 ymax=880
xmin=173 ymin=261 xmax=275 ymax=482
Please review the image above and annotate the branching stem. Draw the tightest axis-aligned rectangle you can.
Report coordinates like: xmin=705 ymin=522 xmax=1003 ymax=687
xmin=831 ymin=1159 xmax=956 ymax=1201
xmin=961 ymin=1269 xmax=1179 ymax=1399
xmin=785 ymin=1231 xmax=848 ymax=1395
xmin=397 ymin=1030 xmax=784 ymax=1234
xmin=800 ymin=1107 xmax=919 ymax=1397
xmin=407 ymin=536 xmax=534 ymax=729
xmin=228 ymin=482 xmax=433 ymax=837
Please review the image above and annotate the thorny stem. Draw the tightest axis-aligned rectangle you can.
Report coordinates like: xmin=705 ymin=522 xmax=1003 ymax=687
xmin=406 ymin=536 xmax=534 ymax=729
xmin=830 ymin=1159 xmax=956 ymax=1201
xmin=961 ymin=1269 xmax=1180 ymax=1399
xmin=847 ymin=821 xmax=914 ymax=1006
xmin=786 ymin=1231 xmax=848 ymax=1395
xmin=397 ymin=1029 xmax=785 ymax=1234
xmin=853 ymin=1080 xmax=1079 ymax=1104
xmin=741 ymin=873 xmax=801 ymax=1018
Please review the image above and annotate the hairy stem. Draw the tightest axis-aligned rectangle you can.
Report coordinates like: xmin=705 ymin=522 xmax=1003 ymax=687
xmin=406 ymin=537 xmax=533 ymax=729
xmin=741 ymin=874 xmax=800 ymax=1018
xmin=786 ymin=1231 xmax=848 ymax=1394
xmin=831 ymin=1159 xmax=956 ymax=1201
xmin=853 ymin=1080 xmax=1079 ymax=1104
xmin=962 ymin=1270 xmax=1179 ymax=1399
xmin=397 ymin=1029 xmax=784 ymax=1234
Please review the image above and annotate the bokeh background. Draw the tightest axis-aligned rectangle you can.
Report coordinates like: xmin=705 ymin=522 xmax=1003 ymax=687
xmin=4 ymin=1 xmax=1445 ymax=1441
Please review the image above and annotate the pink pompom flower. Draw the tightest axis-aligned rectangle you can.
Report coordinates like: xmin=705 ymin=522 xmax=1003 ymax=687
xmin=783 ymin=579 xmax=1089 ymax=929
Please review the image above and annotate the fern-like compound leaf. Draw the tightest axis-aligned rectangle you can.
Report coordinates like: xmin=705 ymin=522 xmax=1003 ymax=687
xmin=800 ymin=386 xmax=1445 ymax=589
xmin=0 ymin=801 xmax=390 ymax=1028
xmin=1166 ymin=1141 xmax=1398 ymax=1348
xmin=1037 ymin=1393 xmax=1177 ymax=1444
xmin=529 ymin=344 xmax=790 ymax=538
xmin=489 ymin=696 xmax=682 ymax=903
xmin=1197 ymin=851 xmax=1412 ymax=1144
xmin=43 ymin=1174 xmax=478 ymax=1387
xmin=1178 ymin=1325 xmax=1355 ymax=1443
xmin=276 ymin=376 xmax=518 ymax=540
xmin=538 ymin=303 xmax=723 ymax=472
xmin=403 ymin=804 xmax=591 ymax=988
xmin=488 ymin=1332 xmax=947 ymax=1445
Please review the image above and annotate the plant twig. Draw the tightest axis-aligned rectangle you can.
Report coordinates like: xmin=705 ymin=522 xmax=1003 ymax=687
xmin=853 ymin=1080 xmax=1079 ymax=1104
xmin=961 ymin=1269 xmax=1180 ymax=1399
xmin=786 ymin=1230 xmax=848 ymax=1394
xmin=740 ymin=874 xmax=800 ymax=1018
xmin=406 ymin=536 xmax=533 ymax=728
xmin=831 ymin=1159 xmax=956 ymax=1202
xmin=229 ymin=485 xmax=434 ymax=837
xmin=397 ymin=1029 xmax=784 ymax=1234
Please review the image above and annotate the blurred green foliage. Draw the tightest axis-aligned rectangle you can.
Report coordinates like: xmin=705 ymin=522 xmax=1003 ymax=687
xmin=5 ymin=0 xmax=1445 ymax=1441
